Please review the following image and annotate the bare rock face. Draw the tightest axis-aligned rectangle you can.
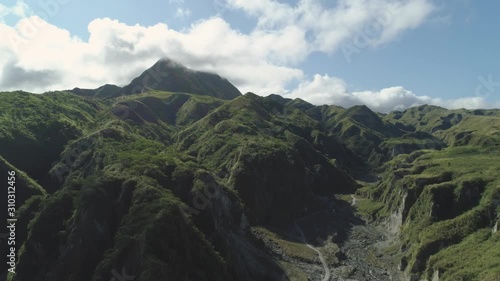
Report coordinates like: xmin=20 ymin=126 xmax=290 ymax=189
xmin=4 ymin=67 xmax=500 ymax=281
xmin=385 ymin=191 xmax=407 ymax=235
xmin=432 ymin=269 xmax=440 ymax=281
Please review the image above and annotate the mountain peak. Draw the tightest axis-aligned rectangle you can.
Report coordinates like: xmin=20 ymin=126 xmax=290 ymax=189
xmin=118 ymin=58 xmax=242 ymax=100
xmin=154 ymin=58 xmax=188 ymax=71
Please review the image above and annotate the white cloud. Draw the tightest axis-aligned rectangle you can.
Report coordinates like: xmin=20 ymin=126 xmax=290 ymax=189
xmin=444 ymin=96 xmax=488 ymax=110
xmin=0 ymin=0 xmax=30 ymax=22
xmin=0 ymin=16 xmax=305 ymax=94
xmin=1 ymin=0 xmax=492 ymax=111
xmin=175 ymin=8 xmax=191 ymax=19
xmin=288 ymin=74 xmax=491 ymax=112
xmin=0 ymin=0 xmax=435 ymax=96
xmin=226 ymin=0 xmax=436 ymax=53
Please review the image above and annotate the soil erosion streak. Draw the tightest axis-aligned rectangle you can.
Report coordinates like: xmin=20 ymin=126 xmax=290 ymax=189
xmin=294 ymin=218 xmax=331 ymax=281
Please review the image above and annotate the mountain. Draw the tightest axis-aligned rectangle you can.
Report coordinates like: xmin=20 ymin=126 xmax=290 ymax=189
xmin=384 ymin=105 xmax=500 ymax=147
xmin=1 ymin=61 xmax=499 ymax=281
xmin=70 ymin=84 xmax=122 ymax=98
xmin=118 ymin=58 xmax=242 ymax=100
xmin=69 ymin=59 xmax=242 ymax=100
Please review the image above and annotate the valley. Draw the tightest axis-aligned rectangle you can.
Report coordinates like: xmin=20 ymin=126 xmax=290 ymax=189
xmin=0 ymin=59 xmax=499 ymax=281
xmin=257 ymin=193 xmax=404 ymax=281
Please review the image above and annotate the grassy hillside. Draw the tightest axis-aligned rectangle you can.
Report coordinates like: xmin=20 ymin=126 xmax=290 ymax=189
xmin=1 ymin=87 xmax=499 ymax=281
xmin=0 ymin=91 xmax=103 ymax=190
xmin=360 ymin=146 xmax=500 ymax=280
xmin=385 ymin=105 xmax=500 ymax=147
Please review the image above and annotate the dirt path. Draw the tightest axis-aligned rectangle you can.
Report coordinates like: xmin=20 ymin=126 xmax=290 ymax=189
xmin=351 ymin=195 xmax=357 ymax=206
xmin=293 ymin=220 xmax=331 ymax=281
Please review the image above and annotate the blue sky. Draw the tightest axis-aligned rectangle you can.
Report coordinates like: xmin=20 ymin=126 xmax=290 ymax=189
xmin=0 ymin=0 xmax=499 ymax=112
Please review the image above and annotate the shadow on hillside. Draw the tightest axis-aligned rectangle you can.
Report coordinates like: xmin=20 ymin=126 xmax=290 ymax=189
xmin=287 ymin=195 xmax=365 ymax=248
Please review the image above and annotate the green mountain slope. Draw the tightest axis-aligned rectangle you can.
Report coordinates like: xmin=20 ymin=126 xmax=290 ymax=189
xmin=360 ymin=147 xmax=500 ymax=280
xmin=70 ymin=84 xmax=122 ymax=98
xmin=1 ymin=63 xmax=499 ymax=281
xmin=385 ymin=105 xmax=500 ymax=147
xmin=0 ymin=91 xmax=103 ymax=190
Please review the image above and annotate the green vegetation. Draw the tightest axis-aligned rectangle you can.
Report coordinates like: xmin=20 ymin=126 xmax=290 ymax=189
xmin=253 ymin=227 xmax=317 ymax=262
xmin=279 ymin=261 xmax=310 ymax=281
xmin=2 ymin=64 xmax=500 ymax=281
xmin=426 ymin=229 xmax=500 ymax=280
xmin=360 ymin=146 xmax=500 ymax=280
xmin=384 ymin=105 xmax=500 ymax=147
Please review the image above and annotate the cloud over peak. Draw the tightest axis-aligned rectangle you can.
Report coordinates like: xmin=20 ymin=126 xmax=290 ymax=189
xmin=0 ymin=0 xmax=494 ymax=112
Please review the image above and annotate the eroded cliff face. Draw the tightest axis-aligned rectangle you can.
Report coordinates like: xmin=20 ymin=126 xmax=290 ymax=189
xmin=227 ymin=142 xmax=357 ymax=225
xmin=3 ymin=74 xmax=500 ymax=281
xmin=365 ymin=149 xmax=500 ymax=281
xmin=12 ymin=143 xmax=291 ymax=281
xmin=3 ymin=90 xmax=363 ymax=281
xmin=384 ymin=190 xmax=407 ymax=235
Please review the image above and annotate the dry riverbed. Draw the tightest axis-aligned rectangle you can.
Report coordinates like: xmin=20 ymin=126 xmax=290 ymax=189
xmin=254 ymin=195 xmax=404 ymax=281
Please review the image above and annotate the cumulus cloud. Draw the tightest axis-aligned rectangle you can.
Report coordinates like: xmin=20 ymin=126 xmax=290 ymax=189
xmin=0 ymin=0 xmax=30 ymax=22
xmin=288 ymin=74 xmax=490 ymax=112
xmin=0 ymin=0 xmax=493 ymax=111
xmin=175 ymin=8 xmax=191 ymax=19
xmin=0 ymin=62 xmax=61 ymax=89
xmin=0 ymin=16 xmax=306 ymax=93
xmin=226 ymin=0 xmax=436 ymax=52
xmin=0 ymin=0 xmax=437 ymax=95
